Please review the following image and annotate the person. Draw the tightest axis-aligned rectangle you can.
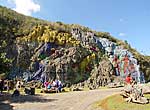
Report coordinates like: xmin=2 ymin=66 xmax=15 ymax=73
xmin=24 ymin=88 xmax=31 ymax=95
xmin=125 ymin=73 xmax=132 ymax=84
xmin=0 ymin=79 xmax=4 ymax=94
xmin=30 ymin=84 xmax=35 ymax=95
xmin=140 ymin=72 xmax=145 ymax=83
xmin=6 ymin=80 xmax=10 ymax=92
xmin=52 ymin=80 xmax=56 ymax=87
xmin=12 ymin=89 xmax=20 ymax=97
xmin=44 ymin=81 xmax=49 ymax=90
xmin=16 ymin=81 xmax=21 ymax=90
xmin=56 ymin=79 xmax=62 ymax=92
xmin=58 ymin=83 xmax=62 ymax=92
xmin=131 ymin=78 xmax=137 ymax=85
xmin=47 ymin=82 xmax=52 ymax=90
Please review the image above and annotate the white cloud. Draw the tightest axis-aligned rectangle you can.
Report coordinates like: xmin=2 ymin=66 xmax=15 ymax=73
xmin=118 ymin=33 xmax=126 ymax=37
xmin=8 ymin=0 xmax=40 ymax=16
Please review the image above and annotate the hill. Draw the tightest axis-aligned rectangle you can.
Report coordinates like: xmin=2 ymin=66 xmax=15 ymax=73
xmin=0 ymin=5 xmax=150 ymax=87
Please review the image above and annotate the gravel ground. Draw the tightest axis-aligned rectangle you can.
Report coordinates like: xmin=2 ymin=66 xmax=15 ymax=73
xmin=1 ymin=88 xmax=122 ymax=110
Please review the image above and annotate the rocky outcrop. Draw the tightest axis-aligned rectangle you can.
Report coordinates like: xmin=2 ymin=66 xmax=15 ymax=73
xmin=25 ymin=46 xmax=97 ymax=84
xmin=1 ymin=6 xmax=150 ymax=85
xmin=121 ymin=84 xmax=149 ymax=104
xmin=14 ymin=26 xmax=103 ymax=86
xmin=71 ymin=59 xmax=114 ymax=90
xmin=8 ymin=26 xmax=145 ymax=88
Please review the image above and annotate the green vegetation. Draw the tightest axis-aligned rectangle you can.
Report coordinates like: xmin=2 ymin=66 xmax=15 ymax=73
xmin=0 ymin=52 xmax=13 ymax=75
xmin=96 ymin=94 xmax=150 ymax=110
xmin=17 ymin=25 xmax=80 ymax=46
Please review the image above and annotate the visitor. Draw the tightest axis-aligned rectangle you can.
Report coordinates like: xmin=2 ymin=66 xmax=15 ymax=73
xmin=125 ymin=73 xmax=132 ymax=84
xmin=6 ymin=80 xmax=10 ymax=92
xmin=56 ymin=79 xmax=62 ymax=92
xmin=44 ymin=81 xmax=49 ymax=90
xmin=16 ymin=81 xmax=21 ymax=90
xmin=47 ymin=82 xmax=52 ymax=90
xmin=58 ymin=82 xmax=62 ymax=92
xmin=51 ymin=80 xmax=56 ymax=87
xmin=131 ymin=78 xmax=137 ymax=85
xmin=12 ymin=89 xmax=20 ymax=97
xmin=24 ymin=88 xmax=31 ymax=95
xmin=0 ymin=79 xmax=4 ymax=94
xmin=140 ymin=72 xmax=145 ymax=83
xmin=30 ymin=84 xmax=35 ymax=95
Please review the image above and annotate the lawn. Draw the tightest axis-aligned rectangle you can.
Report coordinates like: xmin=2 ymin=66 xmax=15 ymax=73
xmin=96 ymin=94 xmax=150 ymax=110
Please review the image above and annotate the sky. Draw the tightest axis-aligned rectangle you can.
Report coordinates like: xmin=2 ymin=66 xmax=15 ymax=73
xmin=0 ymin=0 xmax=150 ymax=55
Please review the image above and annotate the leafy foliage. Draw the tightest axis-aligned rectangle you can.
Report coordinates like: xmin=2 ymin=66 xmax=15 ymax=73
xmin=0 ymin=52 xmax=13 ymax=74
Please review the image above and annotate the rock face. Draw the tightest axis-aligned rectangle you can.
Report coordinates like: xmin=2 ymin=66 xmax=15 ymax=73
xmin=93 ymin=36 xmax=145 ymax=83
xmin=12 ymin=26 xmax=115 ymax=87
xmin=7 ymin=26 xmax=145 ymax=88
xmin=71 ymin=59 xmax=114 ymax=90
xmin=71 ymin=28 xmax=145 ymax=83
xmin=29 ymin=46 xmax=93 ymax=84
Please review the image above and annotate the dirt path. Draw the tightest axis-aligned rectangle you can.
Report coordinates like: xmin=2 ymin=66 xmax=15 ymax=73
xmin=6 ymin=88 xmax=122 ymax=110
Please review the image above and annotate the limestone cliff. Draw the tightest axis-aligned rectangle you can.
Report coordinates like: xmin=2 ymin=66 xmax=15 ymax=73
xmin=0 ymin=5 xmax=150 ymax=86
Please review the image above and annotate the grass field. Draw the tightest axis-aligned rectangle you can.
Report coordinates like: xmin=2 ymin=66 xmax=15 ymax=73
xmin=96 ymin=94 xmax=150 ymax=110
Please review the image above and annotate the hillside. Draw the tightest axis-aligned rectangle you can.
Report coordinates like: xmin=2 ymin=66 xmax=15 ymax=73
xmin=0 ymin=5 xmax=150 ymax=86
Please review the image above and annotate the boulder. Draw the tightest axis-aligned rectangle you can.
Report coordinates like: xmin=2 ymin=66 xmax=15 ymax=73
xmin=121 ymin=84 xmax=149 ymax=104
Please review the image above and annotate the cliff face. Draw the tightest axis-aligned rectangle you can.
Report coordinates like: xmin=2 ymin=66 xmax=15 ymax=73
xmin=15 ymin=26 xmax=104 ymax=85
xmin=6 ymin=25 xmax=145 ymax=87
xmin=0 ymin=6 xmax=150 ymax=86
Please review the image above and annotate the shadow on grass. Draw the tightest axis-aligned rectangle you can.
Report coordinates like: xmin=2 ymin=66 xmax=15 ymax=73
xmin=0 ymin=93 xmax=57 ymax=110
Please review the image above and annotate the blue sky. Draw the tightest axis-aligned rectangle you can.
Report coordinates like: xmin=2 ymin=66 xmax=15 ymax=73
xmin=0 ymin=0 xmax=150 ymax=55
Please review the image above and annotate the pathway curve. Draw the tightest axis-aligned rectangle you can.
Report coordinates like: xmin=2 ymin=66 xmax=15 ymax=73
xmin=12 ymin=88 xmax=122 ymax=110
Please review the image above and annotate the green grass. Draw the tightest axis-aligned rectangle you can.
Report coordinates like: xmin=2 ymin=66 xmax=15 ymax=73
xmin=95 ymin=94 xmax=150 ymax=110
